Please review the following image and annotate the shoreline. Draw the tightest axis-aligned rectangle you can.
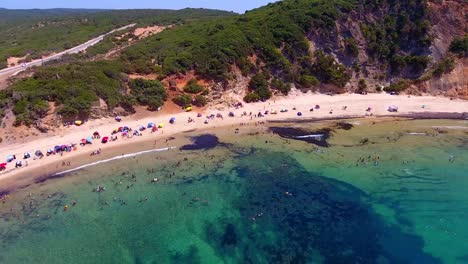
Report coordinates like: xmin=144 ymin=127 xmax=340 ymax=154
xmin=0 ymin=93 xmax=467 ymax=192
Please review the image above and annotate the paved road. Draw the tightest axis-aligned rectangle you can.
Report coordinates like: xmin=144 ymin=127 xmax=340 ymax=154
xmin=0 ymin=23 xmax=136 ymax=78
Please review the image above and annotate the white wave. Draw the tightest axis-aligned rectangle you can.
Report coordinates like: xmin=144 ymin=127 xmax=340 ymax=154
xmin=408 ymin=132 xmax=427 ymax=135
xmin=54 ymin=147 xmax=175 ymax=176
xmin=294 ymin=134 xmax=325 ymax=139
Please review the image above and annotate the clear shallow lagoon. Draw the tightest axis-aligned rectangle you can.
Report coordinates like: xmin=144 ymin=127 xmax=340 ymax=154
xmin=0 ymin=119 xmax=467 ymax=263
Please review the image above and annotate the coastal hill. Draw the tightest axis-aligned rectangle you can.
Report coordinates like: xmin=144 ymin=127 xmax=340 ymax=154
xmin=0 ymin=0 xmax=466 ymax=128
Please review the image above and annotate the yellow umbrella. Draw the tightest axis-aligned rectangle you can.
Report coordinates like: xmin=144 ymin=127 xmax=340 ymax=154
xmin=186 ymin=106 xmax=192 ymax=112
xmin=158 ymin=123 xmax=164 ymax=128
xmin=75 ymin=120 xmax=82 ymax=126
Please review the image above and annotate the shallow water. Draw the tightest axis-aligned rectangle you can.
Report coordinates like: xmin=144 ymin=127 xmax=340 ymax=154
xmin=0 ymin=119 xmax=467 ymax=263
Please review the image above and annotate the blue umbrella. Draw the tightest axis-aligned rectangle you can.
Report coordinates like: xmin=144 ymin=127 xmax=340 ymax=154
xmin=170 ymin=117 xmax=176 ymax=124
xmin=147 ymin=122 xmax=154 ymax=128
xmin=54 ymin=145 xmax=62 ymax=152
xmin=6 ymin=155 xmax=14 ymax=162
xmin=86 ymin=137 xmax=93 ymax=143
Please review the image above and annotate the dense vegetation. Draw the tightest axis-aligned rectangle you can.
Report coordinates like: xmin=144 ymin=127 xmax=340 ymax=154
xmin=361 ymin=0 xmax=432 ymax=76
xmin=129 ymin=79 xmax=167 ymax=110
xmin=0 ymin=8 xmax=234 ymax=69
xmin=122 ymin=0 xmax=356 ymax=86
xmin=8 ymin=61 xmax=128 ymax=125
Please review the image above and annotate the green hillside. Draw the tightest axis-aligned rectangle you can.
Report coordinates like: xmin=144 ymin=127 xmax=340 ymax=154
xmin=0 ymin=8 xmax=235 ymax=69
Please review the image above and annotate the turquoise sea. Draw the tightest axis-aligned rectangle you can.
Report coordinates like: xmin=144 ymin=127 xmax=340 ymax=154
xmin=0 ymin=118 xmax=467 ymax=263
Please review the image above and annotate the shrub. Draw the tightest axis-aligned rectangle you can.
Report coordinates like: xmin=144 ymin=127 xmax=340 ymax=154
xmin=183 ymin=79 xmax=204 ymax=94
xmin=271 ymin=78 xmax=291 ymax=95
xmin=248 ymin=73 xmax=272 ymax=101
xmin=449 ymin=35 xmax=468 ymax=57
xmin=384 ymin=79 xmax=411 ymax=92
xmin=357 ymin=79 xmax=367 ymax=93
xmin=344 ymin=37 xmax=359 ymax=57
xmin=432 ymin=57 xmax=455 ymax=77
xmin=193 ymin=95 xmax=207 ymax=107
xmin=130 ymin=79 xmax=167 ymax=110
xmin=298 ymin=74 xmax=319 ymax=88
xmin=313 ymin=51 xmax=350 ymax=87
xmin=173 ymin=94 xmax=192 ymax=107
xmin=244 ymin=92 xmax=261 ymax=103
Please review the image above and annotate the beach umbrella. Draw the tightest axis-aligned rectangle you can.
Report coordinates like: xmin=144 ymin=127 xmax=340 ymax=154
xmin=152 ymin=126 xmax=158 ymax=132
xmin=61 ymin=145 xmax=68 ymax=150
xmin=297 ymin=112 xmax=303 ymax=116
xmin=139 ymin=125 xmax=146 ymax=131
xmin=35 ymin=150 xmax=43 ymax=157
xmin=186 ymin=106 xmax=192 ymax=112
xmin=229 ymin=112 xmax=235 ymax=117
xmin=75 ymin=120 xmax=83 ymax=126
xmin=80 ymin=139 xmax=87 ymax=144
xmin=93 ymin=131 xmax=100 ymax=136
xmin=6 ymin=155 xmax=14 ymax=162
xmin=54 ymin=145 xmax=62 ymax=152
xmin=24 ymin=152 xmax=31 ymax=159
xmin=86 ymin=137 xmax=93 ymax=143
xmin=47 ymin=149 xmax=54 ymax=154
xmin=169 ymin=117 xmax=176 ymax=124
xmin=118 ymin=127 xmax=123 ymax=132
xmin=115 ymin=116 xmax=122 ymax=122
xmin=158 ymin=123 xmax=164 ymax=128
xmin=102 ymin=137 xmax=109 ymax=143
xmin=147 ymin=122 xmax=154 ymax=128
xmin=123 ymin=126 xmax=130 ymax=131
xmin=0 ymin=163 xmax=6 ymax=170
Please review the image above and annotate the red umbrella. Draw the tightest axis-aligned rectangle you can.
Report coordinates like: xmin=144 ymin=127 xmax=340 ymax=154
xmin=81 ymin=139 xmax=87 ymax=144
xmin=93 ymin=131 xmax=100 ymax=136
xmin=102 ymin=137 xmax=109 ymax=143
xmin=0 ymin=163 xmax=7 ymax=167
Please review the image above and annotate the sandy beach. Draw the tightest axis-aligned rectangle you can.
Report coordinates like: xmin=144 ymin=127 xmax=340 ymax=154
xmin=0 ymin=92 xmax=467 ymax=189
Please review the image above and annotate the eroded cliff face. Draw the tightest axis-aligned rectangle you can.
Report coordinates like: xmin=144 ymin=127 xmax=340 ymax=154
xmin=418 ymin=57 xmax=468 ymax=99
xmin=428 ymin=0 xmax=467 ymax=60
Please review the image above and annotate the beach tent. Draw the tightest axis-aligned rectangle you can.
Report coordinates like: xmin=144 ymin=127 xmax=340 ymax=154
xmin=102 ymin=137 xmax=109 ymax=143
xmin=75 ymin=120 xmax=83 ymax=126
xmin=170 ymin=117 xmax=176 ymax=124
xmin=147 ymin=122 xmax=154 ymax=128
xmin=24 ymin=152 xmax=31 ymax=159
xmin=86 ymin=137 xmax=93 ymax=143
xmin=158 ymin=123 xmax=164 ymax=128
xmin=35 ymin=150 xmax=44 ymax=157
xmin=6 ymin=155 xmax=15 ymax=162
